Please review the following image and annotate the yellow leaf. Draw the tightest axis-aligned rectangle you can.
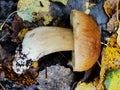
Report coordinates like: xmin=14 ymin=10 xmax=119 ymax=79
xmin=105 ymin=70 xmax=120 ymax=90
xmin=31 ymin=61 xmax=38 ymax=68
xmin=18 ymin=28 xmax=29 ymax=40
xmin=75 ymin=77 xmax=99 ymax=90
xmin=103 ymin=0 xmax=117 ymax=17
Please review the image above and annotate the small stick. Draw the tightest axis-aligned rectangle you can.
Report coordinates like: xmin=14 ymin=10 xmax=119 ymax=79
xmin=0 ymin=11 xmax=17 ymax=31
xmin=116 ymin=0 xmax=119 ymax=22
xmin=101 ymin=42 xmax=107 ymax=46
xmin=97 ymin=60 xmax=101 ymax=67
xmin=0 ymin=83 xmax=5 ymax=90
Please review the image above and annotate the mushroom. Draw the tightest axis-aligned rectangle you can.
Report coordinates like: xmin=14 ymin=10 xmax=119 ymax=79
xmin=12 ymin=10 xmax=101 ymax=74
xmin=71 ymin=10 xmax=101 ymax=71
xmin=12 ymin=27 xmax=73 ymax=74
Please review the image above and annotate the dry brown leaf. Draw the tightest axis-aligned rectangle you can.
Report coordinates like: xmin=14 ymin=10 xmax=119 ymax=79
xmin=103 ymin=0 xmax=120 ymax=17
xmin=107 ymin=10 xmax=120 ymax=32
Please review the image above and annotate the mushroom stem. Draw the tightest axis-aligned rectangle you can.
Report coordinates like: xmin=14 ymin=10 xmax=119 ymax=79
xmin=12 ymin=26 xmax=73 ymax=74
xmin=22 ymin=27 xmax=74 ymax=60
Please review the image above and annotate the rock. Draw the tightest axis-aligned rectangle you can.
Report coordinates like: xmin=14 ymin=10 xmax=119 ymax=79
xmin=37 ymin=64 xmax=74 ymax=90
xmin=0 ymin=44 xmax=7 ymax=60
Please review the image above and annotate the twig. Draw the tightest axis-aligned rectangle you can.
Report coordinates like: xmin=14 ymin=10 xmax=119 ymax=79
xmin=97 ymin=60 xmax=101 ymax=68
xmin=101 ymin=42 xmax=107 ymax=46
xmin=116 ymin=0 xmax=119 ymax=22
xmin=0 ymin=83 xmax=6 ymax=90
xmin=0 ymin=11 xmax=17 ymax=31
xmin=0 ymin=31 xmax=9 ymax=41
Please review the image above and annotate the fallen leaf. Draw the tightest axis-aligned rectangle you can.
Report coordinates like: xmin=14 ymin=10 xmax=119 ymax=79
xmin=106 ymin=10 xmax=120 ymax=32
xmin=17 ymin=0 xmax=53 ymax=25
xmin=105 ymin=70 xmax=120 ymax=90
xmin=97 ymin=36 xmax=120 ymax=89
xmin=75 ymin=77 xmax=99 ymax=90
xmin=103 ymin=0 xmax=120 ymax=17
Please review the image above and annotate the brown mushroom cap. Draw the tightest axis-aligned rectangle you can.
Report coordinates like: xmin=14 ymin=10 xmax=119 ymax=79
xmin=71 ymin=10 xmax=101 ymax=71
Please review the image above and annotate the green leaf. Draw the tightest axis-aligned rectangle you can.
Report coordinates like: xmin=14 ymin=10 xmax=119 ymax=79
xmin=105 ymin=70 xmax=120 ymax=90
xmin=17 ymin=0 xmax=53 ymax=25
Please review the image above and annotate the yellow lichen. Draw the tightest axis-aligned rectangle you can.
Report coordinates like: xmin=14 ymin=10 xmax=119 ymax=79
xmin=102 ymin=37 xmax=120 ymax=70
xmin=97 ymin=36 xmax=120 ymax=89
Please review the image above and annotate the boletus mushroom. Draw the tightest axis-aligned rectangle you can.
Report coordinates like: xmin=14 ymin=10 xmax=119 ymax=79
xmin=12 ymin=27 xmax=73 ymax=74
xmin=12 ymin=10 xmax=101 ymax=74
xmin=71 ymin=10 xmax=101 ymax=71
